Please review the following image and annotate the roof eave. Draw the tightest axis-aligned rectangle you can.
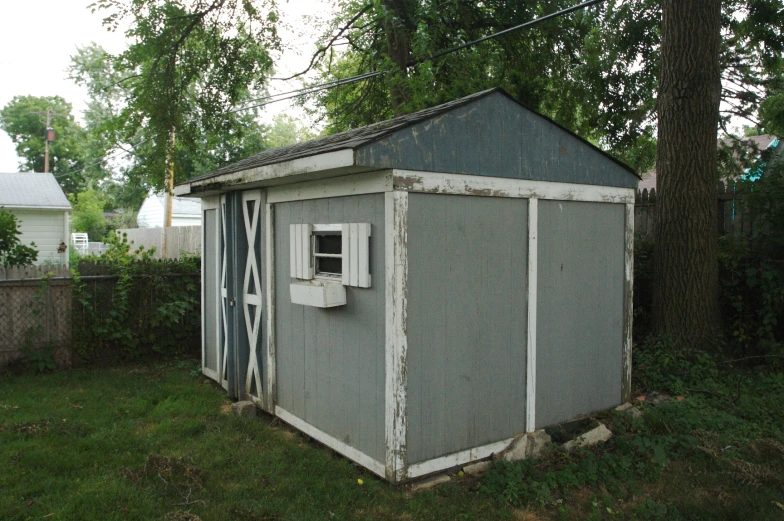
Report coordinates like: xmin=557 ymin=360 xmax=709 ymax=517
xmin=175 ymin=149 xmax=358 ymax=197
xmin=1 ymin=204 xmax=72 ymax=210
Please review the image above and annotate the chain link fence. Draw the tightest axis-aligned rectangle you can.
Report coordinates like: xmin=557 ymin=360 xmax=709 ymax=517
xmin=0 ymin=266 xmax=73 ymax=368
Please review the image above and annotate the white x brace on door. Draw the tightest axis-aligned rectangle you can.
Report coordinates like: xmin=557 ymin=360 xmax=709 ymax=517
xmin=242 ymin=190 xmax=263 ymax=401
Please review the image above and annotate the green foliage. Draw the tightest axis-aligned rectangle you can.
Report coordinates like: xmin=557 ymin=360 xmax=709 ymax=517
xmin=89 ymin=0 xmax=280 ymax=190
xmin=718 ymin=150 xmax=784 ymax=358
xmin=304 ymin=0 xmax=782 ymax=172
xmin=69 ymin=188 xmax=108 ymax=241
xmin=0 ymin=208 xmax=37 ymax=267
xmin=71 ymin=234 xmax=199 ymax=361
xmin=0 ymin=96 xmax=87 ymax=194
xmin=265 ymin=114 xmax=317 ymax=149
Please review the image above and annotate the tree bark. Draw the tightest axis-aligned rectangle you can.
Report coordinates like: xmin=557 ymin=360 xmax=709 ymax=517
xmin=382 ymin=0 xmax=414 ymax=114
xmin=653 ymin=0 xmax=722 ymax=349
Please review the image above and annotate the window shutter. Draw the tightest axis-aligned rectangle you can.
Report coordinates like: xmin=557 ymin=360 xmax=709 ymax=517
xmin=342 ymin=223 xmax=371 ymax=287
xmin=290 ymin=224 xmax=313 ymax=279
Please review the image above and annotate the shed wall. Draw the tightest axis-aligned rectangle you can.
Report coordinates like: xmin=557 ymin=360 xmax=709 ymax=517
xmin=11 ymin=209 xmax=66 ymax=265
xmin=406 ymin=193 xmax=528 ymax=464
xmin=355 ymin=93 xmax=637 ymax=188
xmin=203 ymin=208 xmax=219 ymax=374
xmin=274 ymin=194 xmax=386 ymax=463
xmin=535 ymin=200 xmax=624 ymax=428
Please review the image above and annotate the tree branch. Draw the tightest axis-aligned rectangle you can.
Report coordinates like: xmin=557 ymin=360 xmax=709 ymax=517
xmin=277 ymin=3 xmax=374 ymax=81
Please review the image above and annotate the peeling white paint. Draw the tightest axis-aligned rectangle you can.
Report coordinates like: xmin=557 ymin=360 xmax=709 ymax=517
xmin=385 ymin=191 xmax=409 ymax=483
xmin=392 ymin=170 xmax=635 ymax=204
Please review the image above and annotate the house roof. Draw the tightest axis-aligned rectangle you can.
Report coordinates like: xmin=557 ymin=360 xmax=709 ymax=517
xmin=0 ymin=172 xmax=71 ymax=210
xmin=153 ymin=194 xmax=201 ymax=216
xmin=180 ymin=88 xmax=639 ymax=195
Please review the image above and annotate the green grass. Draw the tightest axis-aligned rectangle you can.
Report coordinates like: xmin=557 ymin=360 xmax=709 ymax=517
xmin=1 ymin=353 xmax=783 ymax=521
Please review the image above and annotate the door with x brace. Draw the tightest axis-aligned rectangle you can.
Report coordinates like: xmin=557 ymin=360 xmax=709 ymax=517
xmin=241 ymin=190 xmax=264 ymax=402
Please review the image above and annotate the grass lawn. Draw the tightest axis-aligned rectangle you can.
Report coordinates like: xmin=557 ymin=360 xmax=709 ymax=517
xmin=1 ymin=351 xmax=783 ymax=521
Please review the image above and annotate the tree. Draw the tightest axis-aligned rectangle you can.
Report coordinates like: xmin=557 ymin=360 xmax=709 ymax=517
xmin=0 ymin=208 xmax=38 ymax=267
xmin=90 ymin=0 xmax=281 ymax=195
xmin=652 ymin=0 xmax=723 ymax=349
xmin=70 ymin=189 xmax=109 ymax=241
xmin=297 ymin=0 xmax=781 ymax=175
xmin=0 ymin=96 xmax=87 ymax=193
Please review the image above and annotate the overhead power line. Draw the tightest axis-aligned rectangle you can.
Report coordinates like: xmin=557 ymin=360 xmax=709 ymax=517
xmin=230 ymin=0 xmax=607 ymax=113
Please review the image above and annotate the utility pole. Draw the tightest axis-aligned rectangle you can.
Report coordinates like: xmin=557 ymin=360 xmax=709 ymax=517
xmin=44 ymin=108 xmax=52 ymax=173
xmin=162 ymin=128 xmax=175 ymax=258
xmin=32 ymin=107 xmax=63 ymax=173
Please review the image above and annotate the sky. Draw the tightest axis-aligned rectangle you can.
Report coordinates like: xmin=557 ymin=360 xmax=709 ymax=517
xmin=0 ymin=0 xmax=333 ymax=172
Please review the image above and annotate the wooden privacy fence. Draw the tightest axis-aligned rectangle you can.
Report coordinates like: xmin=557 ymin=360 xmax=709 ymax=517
xmin=0 ymin=265 xmax=73 ymax=367
xmin=635 ymin=182 xmax=753 ymax=238
xmin=117 ymin=226 xmax=201 ymax=260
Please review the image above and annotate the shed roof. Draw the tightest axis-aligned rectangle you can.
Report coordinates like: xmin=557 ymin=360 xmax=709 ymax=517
xmin=178 ymin=88 xmax=639 ymax=196
xmin=0 ymin=172 xmax=72 ymax=210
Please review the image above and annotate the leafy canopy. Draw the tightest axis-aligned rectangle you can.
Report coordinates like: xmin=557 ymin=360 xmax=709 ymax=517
xmin=89 ymin=0 xmax=281 ymax=191
xmin=0 ymin=96 xmax=87 ymax=193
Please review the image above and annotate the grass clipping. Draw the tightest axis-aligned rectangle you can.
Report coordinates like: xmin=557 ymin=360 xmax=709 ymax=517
xmin=122 ymin=454 xmax=205 ymax=507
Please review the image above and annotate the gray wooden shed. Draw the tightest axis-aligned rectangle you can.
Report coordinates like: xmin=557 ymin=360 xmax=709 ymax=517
xmin=176 ymin=88 xmax=639 ymax=483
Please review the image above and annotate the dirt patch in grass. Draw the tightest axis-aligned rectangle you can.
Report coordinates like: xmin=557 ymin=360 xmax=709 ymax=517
xmin=165 ymin=510 xmax=202 ymax=521
xmin=0 ymin=418 xmax=52 ymax=435
xmin=123 ymin=454 xmax=203 ymax=489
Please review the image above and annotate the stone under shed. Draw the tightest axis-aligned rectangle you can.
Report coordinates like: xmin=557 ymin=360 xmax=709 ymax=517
xmin=176 ymin=88 xmax=639 ymax=483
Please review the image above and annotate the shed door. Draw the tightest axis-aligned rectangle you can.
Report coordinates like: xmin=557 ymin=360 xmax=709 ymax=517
xmin=220 ymin=194 xmax=230 ymax=390
xmin=201 ymin=198 xmax=221 ymax=381
xmin=241 ymin=190 xmax=263 ymax=401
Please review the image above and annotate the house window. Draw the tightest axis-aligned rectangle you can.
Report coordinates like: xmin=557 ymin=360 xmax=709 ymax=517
xmin=290 ymin=223 xmax=371 ymax=288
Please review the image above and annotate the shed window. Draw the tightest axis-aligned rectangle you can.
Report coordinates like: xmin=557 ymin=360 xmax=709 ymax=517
xmin=290 ymin=223 xmax=371 ymax=288
xmin=314 ymin=231 xmax=342 ymax=278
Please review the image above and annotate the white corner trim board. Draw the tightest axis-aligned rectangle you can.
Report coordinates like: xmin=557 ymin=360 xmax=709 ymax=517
xmin=265 ymin=202 xmax=276 ymax=413
xmin=275 ymin=406 xmax=386 ymax=478
xmin=392 ymin=170 xmax=636 ymax=204
xmin=267 ymin=171 xmax=393 ymax=204
xmin=384 ymin=191 xmax=409 ymax=482
xmin=405 ymin=438 xmax=515 ymax=480
xmin=623 ymin=202 xmax=635 ymax=402
xmin=526 ymin=198 xmax=538 ymax=432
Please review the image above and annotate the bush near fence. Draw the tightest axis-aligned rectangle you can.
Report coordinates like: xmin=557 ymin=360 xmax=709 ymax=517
xmin=0 ymin=257 xmax=201 ymax=371
xmin=72 ymin=258 xmax=201 ymax=363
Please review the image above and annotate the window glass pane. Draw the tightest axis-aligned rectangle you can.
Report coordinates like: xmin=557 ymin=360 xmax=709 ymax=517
xmin=316 ymin=256 xmax=342 ymax=275
xmin=315 ymin=233 xmax=341 ymax=255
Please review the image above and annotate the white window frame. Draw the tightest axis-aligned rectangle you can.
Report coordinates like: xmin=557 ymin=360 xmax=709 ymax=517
xmin=289 ymin=223 xmax=371 ymax=288
xmin=312 ymin=224 xmax=343 ymax=281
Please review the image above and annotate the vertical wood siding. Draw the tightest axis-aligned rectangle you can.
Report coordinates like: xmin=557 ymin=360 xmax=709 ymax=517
xmin=355 ymin=93 xmax=637 ymax=189
xmin=405 ymin=193 xmax=528 ymax=465
xmin=274 ymin=194 xmax=386 ymax=462
xmin=203 ymin=209 xmax=219 ymax=374
xmin=535 ymin=200 xmax=625 ymax=428
xmin=11 ymin=209 xmax=67 ymax=265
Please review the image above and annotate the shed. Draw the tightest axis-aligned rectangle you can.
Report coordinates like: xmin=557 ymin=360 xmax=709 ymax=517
xmin=0 ymin=172 xmax=71 ymax=266
xmin=137 ymin=193 xmax=201 ymax=227
xmin=176 ymin=88 xmax=639 ymax=483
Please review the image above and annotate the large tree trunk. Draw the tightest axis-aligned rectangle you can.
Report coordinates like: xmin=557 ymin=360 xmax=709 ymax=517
xmin=653 ymin=0 xmax=722 ymax=349
xmin=382 ymin=0 xmax=414 ymax=113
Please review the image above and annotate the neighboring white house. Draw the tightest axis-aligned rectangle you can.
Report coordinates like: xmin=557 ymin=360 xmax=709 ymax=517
xmin=137 ymin=194 xmax=201 ymax=227
xmin=0 ymin=172 xmax=71 ymax=266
